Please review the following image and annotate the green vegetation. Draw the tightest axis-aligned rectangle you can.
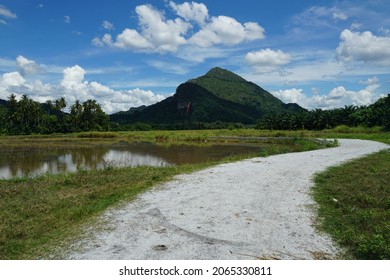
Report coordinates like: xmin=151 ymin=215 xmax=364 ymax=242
xmin=0 ymin=135 xmax=327 ymax=259
xmin=110 ymin=67 xmax=304 ymax=126
xmin=77 ymin=131 xmax=120 ymax=138
xmin=0 ymin=165 xmax=191 ymax=259
xmin=188 ymin=67 xmax=294 ymax=114
xmin=257 ymin=94 xmax=390 ymax=131
xmin=0 ymin=94 xmax=109 ymax=135
xmin=313 ymin=150 xmax=390 ymax=259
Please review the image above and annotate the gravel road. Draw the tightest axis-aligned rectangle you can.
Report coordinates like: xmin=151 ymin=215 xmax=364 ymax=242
xmin=66 ymin=139 xmax=389 ymax=260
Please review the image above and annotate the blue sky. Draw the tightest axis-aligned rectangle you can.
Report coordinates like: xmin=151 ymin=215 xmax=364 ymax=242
xmin=1 ymin=0 xmax=390 ymax=114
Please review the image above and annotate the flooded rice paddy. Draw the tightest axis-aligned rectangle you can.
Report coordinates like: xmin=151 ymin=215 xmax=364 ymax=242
xmin=0 ymin=141 xmax=262 ymax=179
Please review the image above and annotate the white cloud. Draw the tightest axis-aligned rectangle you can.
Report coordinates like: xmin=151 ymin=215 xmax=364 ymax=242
xmin=102 ymin=20 xmax=114 ymax=31
xmin=0 ymin=57 xmax=166 ymax=114
xmin=108 ymin=4 xmax=190 ymax=53
xmin=272 ymin=88 xmax=308 ymax=107
xmin=337 ymin=29 xmax=390 ymax=66
xmin=189 ymin=16 xmax=264 ymax=47
xmin=0 ymin=4 xmax=17 ymax=19
xmin=272 ymin=77 xmax=381 ymax=109
xmin=94 ymin=2 xmax=264 ymax=54
xmin=169 ymin=1 xmax=209 ymax=26
xmin=114 ymin=29 xmax=154 ymax=50
xmin=61 ymin=65 xmax=86 ymax=89
xmin=16 ymin=55 xmax=40 ymax=76
xmin=245 ymin=49 xmax=291 ymax=73
xmin=0 ymin=72 xmax=25 ymax=89
xmin=332 ymin=11 xmax=348 ymax=21
xmin=0 ymin=4 xmax=16 ymax=24
xmin=293 ymin=5 xmax=348 ymax=26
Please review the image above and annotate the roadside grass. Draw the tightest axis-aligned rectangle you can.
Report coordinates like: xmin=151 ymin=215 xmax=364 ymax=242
xmin=312 ymin=150 xmax=390 ymax=259
xmin=0 ymin=136 xmax=325 ymax=259
xmin=0 ymin=165 xmax=199 ymax=259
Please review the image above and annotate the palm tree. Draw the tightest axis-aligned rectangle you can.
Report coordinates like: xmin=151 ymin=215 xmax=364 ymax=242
xmin=70 ymin=100 xmax=83 ymax=131
xmin=54 ymin=97 xmax=67 ymax=111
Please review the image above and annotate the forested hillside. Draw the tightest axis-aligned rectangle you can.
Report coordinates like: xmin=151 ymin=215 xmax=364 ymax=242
xmin=110 ymin=67 xmax=304 ymax=128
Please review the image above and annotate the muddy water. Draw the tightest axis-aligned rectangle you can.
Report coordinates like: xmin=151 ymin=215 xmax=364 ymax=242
xmin=0 ymin=142 xmax=261 ymax=179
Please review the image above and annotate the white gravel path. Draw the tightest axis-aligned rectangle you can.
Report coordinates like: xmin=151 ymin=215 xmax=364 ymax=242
xmin=66 ymin=139 xmax=389 ymax=260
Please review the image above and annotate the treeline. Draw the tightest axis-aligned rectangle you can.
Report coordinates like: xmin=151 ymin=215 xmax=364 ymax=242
xmin=1 ymin=93 xmax=389 ymax=134
xmin=256 ymin=94 xmax=390 ymax=131
xmin=0 ymin=94 xmax=109 ymax=135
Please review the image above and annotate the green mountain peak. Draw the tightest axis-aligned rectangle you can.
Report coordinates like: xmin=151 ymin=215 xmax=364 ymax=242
xmin=203 ymin=67 xmax=247 ymax=83
xmin=110 ymin=67 xmax=306 ymax=126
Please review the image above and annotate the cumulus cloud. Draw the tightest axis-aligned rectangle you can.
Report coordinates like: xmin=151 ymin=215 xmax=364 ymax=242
xmin=94 ymin=2 xmax=264 ymax=54
xmin=189 ymin=16 xmax=264 ymax=47
xmin=245 ymin=49 xmax=291 ymax=73
xmin=169 ymin=1 xmax=209 ymax=26
xmin=336 ymin=29 xmax=390 ymax=66
xmin=16 ymin=55 xmax=40 ymax=76
xmin=0 ymin=57 xmax=166 ymax=114
xmin=272 ymin=88 xmax=309 ymax=107
xmin=95 ymin=4 xmax=190 ymax=53
xmin=272 ymin=77 xmax=381 ymax=109
xmin=0 ymin=72 xmax=25 ymax=89
xmin=114 ymin=29 xmax=154 ymax=50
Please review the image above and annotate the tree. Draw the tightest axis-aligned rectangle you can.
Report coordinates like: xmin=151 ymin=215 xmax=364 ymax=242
xmin=80 ymin=99 xmax=109 ymax=131
xmin=70 ymin=99 xmax=83 ymax=131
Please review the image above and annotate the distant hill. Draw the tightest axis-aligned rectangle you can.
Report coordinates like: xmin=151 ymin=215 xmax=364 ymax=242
xmin=0 ymin=98 xmax=6 ymax=107
xmin=110 ymin=67 xmax=305 ymax=126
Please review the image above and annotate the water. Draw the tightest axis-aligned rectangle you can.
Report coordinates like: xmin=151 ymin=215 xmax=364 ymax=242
xmin=0 ymin=142 xmax=261 ymax=179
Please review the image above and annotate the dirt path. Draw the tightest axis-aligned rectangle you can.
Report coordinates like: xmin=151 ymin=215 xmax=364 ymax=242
xmin=66 ymin=139 xmax=389 ymax=260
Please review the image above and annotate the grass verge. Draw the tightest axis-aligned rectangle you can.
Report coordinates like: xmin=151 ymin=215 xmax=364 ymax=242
xmin=312 ymin=150 xmax=390 ymax=259
xmin=0 ymin=165 xmax=198 ymax=259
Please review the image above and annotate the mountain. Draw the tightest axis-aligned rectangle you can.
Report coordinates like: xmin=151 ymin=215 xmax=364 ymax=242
xmin=0 ymin=99 xmax=6 ymax=107
xmin=110 ymin=67 xmax=305 ymax=125
xmin=188 ymin=67 xmax=288 ymax=115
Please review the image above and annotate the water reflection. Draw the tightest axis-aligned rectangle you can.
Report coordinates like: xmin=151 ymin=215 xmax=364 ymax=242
xmin=0 ymin=142 xmax=261 ymax=179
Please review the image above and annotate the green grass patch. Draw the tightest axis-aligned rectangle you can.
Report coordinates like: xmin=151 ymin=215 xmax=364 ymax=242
xmin=312 ymin=150 xmax=390 ymax=259
xmin=77 ymin=131 xmax=120 ymax=138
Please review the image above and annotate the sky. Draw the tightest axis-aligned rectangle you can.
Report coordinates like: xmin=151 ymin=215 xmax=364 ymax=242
xmin=1 ymin=0 xmax=390 ymax=114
